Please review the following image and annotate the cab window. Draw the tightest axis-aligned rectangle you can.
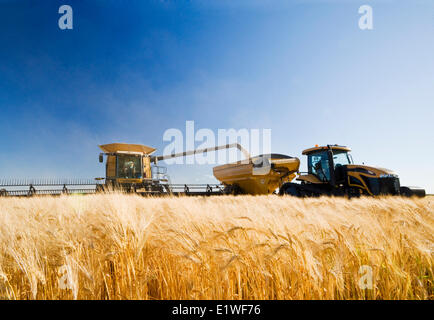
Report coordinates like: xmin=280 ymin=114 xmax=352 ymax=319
xmin=332 ymin=151 xmax=352 ymax=168
xmin=116 ymin=154 xmax=142 ymax=179
xmin=308 ymin=151 xmax=330 ymax=181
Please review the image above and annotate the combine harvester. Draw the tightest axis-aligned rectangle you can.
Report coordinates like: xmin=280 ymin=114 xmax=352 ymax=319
xmin=0 ymin=143 xmax=425 ymax=197
xmin=0 ymin=142 xmax=248 ymax=197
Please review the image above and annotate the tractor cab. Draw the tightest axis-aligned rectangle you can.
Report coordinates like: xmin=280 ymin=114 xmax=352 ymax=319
xmin=298 ymin=145 xmax=353 ymax=186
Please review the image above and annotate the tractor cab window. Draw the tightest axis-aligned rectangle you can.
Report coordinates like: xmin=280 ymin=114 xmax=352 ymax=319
xmin=116 ymin=154 xmax=142 ymax=179
xmin=332 ymin=151 xmax=352 ymax=168
xmin=308 ymin=151 xmax=331 ymax=182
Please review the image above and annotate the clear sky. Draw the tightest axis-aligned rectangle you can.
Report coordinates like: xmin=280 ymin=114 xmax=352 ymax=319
xmin=0 ymin=0 xmax=433 ymax=193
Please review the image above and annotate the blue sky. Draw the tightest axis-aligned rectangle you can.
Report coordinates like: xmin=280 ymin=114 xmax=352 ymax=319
xmin=0 ymin=0 xmax=433 ymax=192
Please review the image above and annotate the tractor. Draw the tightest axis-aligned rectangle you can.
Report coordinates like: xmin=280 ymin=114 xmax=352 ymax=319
xmin=277 ymin=145 xmax=425 ymax=197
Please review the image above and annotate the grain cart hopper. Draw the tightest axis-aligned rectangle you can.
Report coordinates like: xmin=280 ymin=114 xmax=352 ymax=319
xmin=213 ymin=154 xmax=300 ymax=195
xmin=279 ymin=144 xmax=426 ymax=197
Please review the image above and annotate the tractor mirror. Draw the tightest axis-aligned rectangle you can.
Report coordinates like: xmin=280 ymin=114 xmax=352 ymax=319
xmin=99 ymin=153 xmax=104 ymax=163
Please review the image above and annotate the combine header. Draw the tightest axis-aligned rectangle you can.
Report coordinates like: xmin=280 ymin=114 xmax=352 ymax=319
xmin=0 ymin=178 xmax=98 ymax=197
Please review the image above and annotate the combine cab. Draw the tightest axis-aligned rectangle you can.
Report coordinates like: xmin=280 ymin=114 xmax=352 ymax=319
xmin=97 ymin=143 xmax=170 ymax=194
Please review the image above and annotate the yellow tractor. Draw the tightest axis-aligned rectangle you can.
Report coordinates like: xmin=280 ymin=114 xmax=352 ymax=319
xmin=278 ymin=145 xmax=425 ymax=197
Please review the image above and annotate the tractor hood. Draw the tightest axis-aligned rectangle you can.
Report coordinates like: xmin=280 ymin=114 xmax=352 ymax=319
xmin=346 ymin=164 xmax=398 ymax=177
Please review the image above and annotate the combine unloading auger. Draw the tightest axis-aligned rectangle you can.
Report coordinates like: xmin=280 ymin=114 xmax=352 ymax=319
xmin=151 ymin=142 xmax=251 ymax=164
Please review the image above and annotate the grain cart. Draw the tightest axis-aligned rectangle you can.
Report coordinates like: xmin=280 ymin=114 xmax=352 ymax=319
xmin=213 ymin=154 xmax=300 ymax=195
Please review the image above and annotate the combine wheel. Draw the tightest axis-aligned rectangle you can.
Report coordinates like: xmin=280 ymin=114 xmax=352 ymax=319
xmin=96 ymin=184 xmax=106 ymax=193
xmin=0 ymin=189 xmax=7 ymax=197
xmin=125 ymin=185 xmax=135 ymax=193
xmin=153 ymin=184 xmax=165 ymax=194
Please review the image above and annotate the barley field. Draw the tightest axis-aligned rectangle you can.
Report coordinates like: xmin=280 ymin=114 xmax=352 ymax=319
xmin=0 ymin=194 xmax=432 ymax=300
